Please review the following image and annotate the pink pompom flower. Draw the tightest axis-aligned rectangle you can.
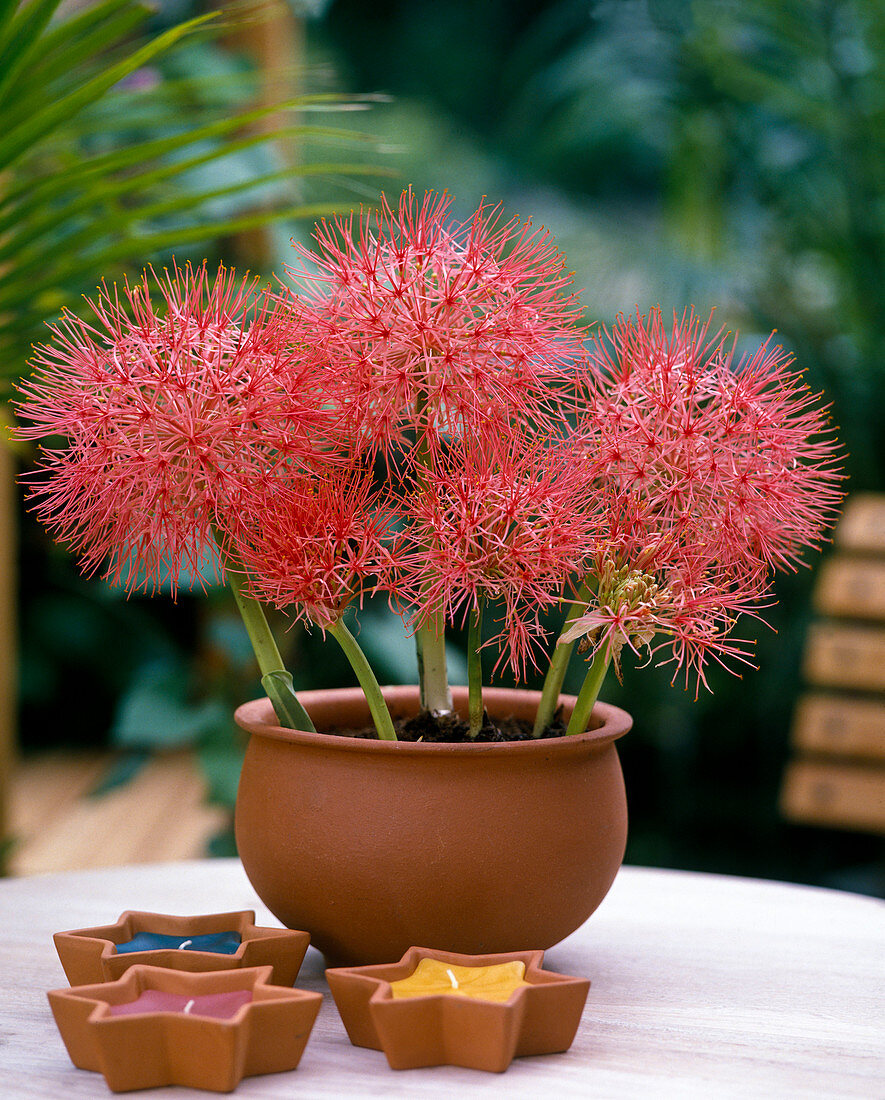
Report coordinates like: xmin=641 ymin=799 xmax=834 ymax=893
xmin=283 ymin=188 xmax=586 ymax=456
xmin=561 ymin=307 xmax=844 ymax=692
xmin=231 ymin=463 xmax=392 ymax=630
xmin=582 ymin=307 xmax=843 ymax=576
xmin=15 ymin=262 xmax=336 ymax=594
xmin=396 ymin=429 xmax=600 ymax=676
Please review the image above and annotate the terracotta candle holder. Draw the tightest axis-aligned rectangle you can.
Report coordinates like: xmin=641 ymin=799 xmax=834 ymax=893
xmin=326 ymin=946 xmax=590 ymax=1072
xmin=54 ymin=910 xmax=309 ymax=986
xmin=48 ymin=963 xmax=322 ymax=1092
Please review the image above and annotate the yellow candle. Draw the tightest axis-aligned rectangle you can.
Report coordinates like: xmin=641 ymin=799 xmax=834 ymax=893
xmin=389 ymin=958 xmax=530 ymax=1003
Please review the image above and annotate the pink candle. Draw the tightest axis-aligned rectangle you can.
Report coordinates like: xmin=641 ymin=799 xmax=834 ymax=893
xmin=109 ymin=990 xmax=252 ymax=1019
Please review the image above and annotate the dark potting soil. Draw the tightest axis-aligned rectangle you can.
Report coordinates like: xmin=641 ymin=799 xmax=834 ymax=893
xmin=327 ymin=707 xmax=567 ymax=743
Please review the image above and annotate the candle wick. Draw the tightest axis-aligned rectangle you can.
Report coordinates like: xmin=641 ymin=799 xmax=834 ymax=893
xmin=178 ymin=940 xmax=193 ymax=950
xmin=183 ymin=999 xmax=195 ymax=1014
xmin=446 ymin=968 xmax=459 ymax=990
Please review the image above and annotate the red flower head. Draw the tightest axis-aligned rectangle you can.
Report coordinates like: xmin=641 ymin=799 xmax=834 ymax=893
xmin=582 ymin=307 xmax=843 ymax=575
xmin=284 ymin=188 xmax=586 ymax=457
xmin=14 ymin=262 xmax=335 ymax=594
xmin=231 ymin=463 xmax=391 ymax=629
xmin=397 ymin=430 xmax=599 ymax=676
xmin=564 ymin=307 xmax=844 ymax=690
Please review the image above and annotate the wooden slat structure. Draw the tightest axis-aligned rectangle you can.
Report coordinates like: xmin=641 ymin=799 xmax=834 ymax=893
xmin=6 ymin=751 xmax=229 ymax=876
xmin=781 ymin=495 xmax=885 ymax=834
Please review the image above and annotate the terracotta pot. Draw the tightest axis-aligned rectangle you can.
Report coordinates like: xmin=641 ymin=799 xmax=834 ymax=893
xmin=234 ymin=686 xmax=631 ymax=966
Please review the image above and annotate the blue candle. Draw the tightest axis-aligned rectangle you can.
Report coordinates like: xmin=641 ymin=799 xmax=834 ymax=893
xmin=115 ymin=931 xmax=241 ymax=955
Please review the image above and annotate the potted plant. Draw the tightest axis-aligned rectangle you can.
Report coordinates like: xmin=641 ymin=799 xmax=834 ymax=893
xmin=14 ymin=189 xmax=842 ymax=964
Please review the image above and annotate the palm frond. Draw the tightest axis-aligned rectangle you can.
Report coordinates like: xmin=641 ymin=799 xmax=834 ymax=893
xmin=0 ymin=0 xmax=392 ymax=381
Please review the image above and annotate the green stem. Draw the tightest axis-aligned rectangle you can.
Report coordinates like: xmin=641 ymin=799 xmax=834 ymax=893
xmin=328 ymin=618 xmax=397 ymax=741
xmin=226 ymin=569 xmax=316 ymax=733
xmin=467 ymin=603 xmax=484 ymax=738
xmin=565 ymin=646 xmax=612 ymax=736
xmin=533 ymin=580 xmax=594 ymax=737
xmin=412 ymin=384 xmax=453 ymax=715
xmin=416 ymin=612 xmax=453 ymax=715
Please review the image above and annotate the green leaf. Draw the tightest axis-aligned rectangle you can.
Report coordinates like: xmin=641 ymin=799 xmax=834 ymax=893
xmin=206 ymin=824 xmax=238 ymax=856
xmin=0 ymin=2 xmax=148 ymax=116
xmin=0 ymin=153 xmax=391 ymax=268
xmin=0 ymin=201 xmax=349 ymax=315
xmin=198 ymin=746 xmax=244 ymax=808
xmin=0 ymin=0 xmax=22 ymax=43
xmin=0 ymin=115 xmax=377 ymax=222
xmin=88 ymin=752 xmax=149 ymax=797
xmin=261 ymin=670 xmax=317 ymax=732
xmin=13 ymin=0 xmax=148 ymax=76
xmin=0 ymin=0 xmax=62 ymax=81
xmin=111 ymin=544 xmax=222 ymax=595
xmin=0 ymin=11 xmax=216 ymax=170
xmin=0 ymin=1 xmax=389 ymax=380
xmin=353 ymin=604 xmax=469 ymax=686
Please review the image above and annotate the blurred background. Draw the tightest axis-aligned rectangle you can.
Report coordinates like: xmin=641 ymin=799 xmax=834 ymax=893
xmin=3 ymin=0 xmax=883 ymax=889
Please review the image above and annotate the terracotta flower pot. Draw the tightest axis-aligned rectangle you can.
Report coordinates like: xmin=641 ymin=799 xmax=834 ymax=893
xmin=234 ymin=686 xmax=631 ymax=966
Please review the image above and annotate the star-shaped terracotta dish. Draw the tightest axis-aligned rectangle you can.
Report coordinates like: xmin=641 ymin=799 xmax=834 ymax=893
xmin=48 ymin=963 xmax=321 ymax=1092
xmin=54 ymin=910 xmax=309 ymax=986
xmin=326 ymin=946 xmax=590 ymax=1072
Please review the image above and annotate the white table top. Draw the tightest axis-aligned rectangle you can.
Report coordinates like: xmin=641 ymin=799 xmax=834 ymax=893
xmin=2 ymin=860 xmax=882 ymax=1098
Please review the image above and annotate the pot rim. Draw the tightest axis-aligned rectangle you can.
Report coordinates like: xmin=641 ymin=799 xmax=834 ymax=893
xmin=234 ymin=685 xmax=632 ymax=757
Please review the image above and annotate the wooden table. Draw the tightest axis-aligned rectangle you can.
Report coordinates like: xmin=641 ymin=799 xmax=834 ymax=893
xmin=3 ymin=860 xmax=882 ymax=1097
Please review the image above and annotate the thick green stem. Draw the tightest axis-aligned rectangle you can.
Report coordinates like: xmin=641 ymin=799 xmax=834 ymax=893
xmin=227 ymin=569 xmax=316 ymax=733
xmin=467 ymin=603 xmax=484 ymax=738
xmin=565 ymin=646 xmax=612 ymax=736
xmin=533 ymin=637 xmax=576 ymax=737
xmin=328 ymin=619 xmax=397 ymax=741
xmin=533 ymin=580 xmax=594 ymax=737
xmin=412 ymin=384 xmax=453 ymax=715
xmin=416 ymin=615 xmax=453 ymax=714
